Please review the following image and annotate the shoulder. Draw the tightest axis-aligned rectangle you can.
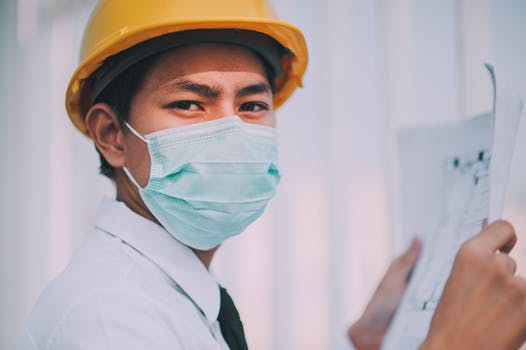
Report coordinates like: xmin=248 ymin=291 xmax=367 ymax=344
xmin=20 ymin=231 xmax=186 ymax=349
xmin=21 ymin=230 xmax=221 ymax=350
xmin=22 ymin=287 xmax=185 ymax=350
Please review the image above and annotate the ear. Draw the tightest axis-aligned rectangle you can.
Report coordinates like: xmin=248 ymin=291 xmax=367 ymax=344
xmin=85 ymin=103 xmax=126 ymax=168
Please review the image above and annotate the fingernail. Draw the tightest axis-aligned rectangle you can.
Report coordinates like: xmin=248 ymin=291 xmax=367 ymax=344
xmin=410 ymin=237 xmax=421 ymax=257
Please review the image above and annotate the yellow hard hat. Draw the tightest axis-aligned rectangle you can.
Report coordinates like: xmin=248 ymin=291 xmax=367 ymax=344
xmin=66 ymin=0 xmax=308 ymax=137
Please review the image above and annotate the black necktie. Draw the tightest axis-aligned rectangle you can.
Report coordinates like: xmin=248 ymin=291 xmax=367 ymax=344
xmin=218 ymin=287 xmax=249 ymax=350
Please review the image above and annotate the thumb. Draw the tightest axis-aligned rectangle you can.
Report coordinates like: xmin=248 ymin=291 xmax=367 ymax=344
xmin=395 ymin=237 xmax=421 ymax=280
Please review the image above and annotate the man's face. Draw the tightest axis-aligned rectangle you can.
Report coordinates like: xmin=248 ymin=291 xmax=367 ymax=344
xmin=122 ymin=43 xmax=276 ymax=187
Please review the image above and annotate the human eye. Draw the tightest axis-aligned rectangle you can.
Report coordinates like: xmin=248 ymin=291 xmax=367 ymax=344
xmin=166 ymin=100 xmax=203 ymax=111
xmin=239 ymin=102 xmax=268 ymax=113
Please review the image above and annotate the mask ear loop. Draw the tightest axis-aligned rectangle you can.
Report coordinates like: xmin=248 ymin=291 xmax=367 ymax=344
xmin=122 ymin=166 xmax=143 ymax=190
xmin=124 ymin=121 xmax=149 ymax=144
xmin=122 ymin=121 xmax=149 ymax=189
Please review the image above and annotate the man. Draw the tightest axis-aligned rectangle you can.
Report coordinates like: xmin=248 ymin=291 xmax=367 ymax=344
xmin=18 ymin=0 xmax=526 ymax=349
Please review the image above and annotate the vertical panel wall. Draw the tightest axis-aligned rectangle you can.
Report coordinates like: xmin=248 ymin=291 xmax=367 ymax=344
xmin=0 ymin=1 xmax=16 ymax=346
xmin=2 ymin=0 xmax=53 ymax=346
xmin=0 ymin=1 xmax=101 ymax=349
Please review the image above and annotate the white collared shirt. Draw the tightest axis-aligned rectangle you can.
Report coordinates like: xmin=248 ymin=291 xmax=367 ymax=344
xmin=17 ymin=198 xmax=230 ymax=350
xmin=18 ymin=197 xmax=357 ymax=350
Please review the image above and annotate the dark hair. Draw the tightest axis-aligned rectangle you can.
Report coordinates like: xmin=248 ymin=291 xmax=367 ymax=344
xmin=92 ymin=47 xmax=276 ymax=180
xmin=92 ymin=54 xmax=160 ymax=179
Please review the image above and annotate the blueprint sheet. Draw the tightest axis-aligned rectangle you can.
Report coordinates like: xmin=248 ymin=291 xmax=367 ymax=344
xmin=382 ymin=65 xmax=523 ymax=350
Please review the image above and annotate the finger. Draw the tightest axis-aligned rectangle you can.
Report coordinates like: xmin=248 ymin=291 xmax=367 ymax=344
xmin=478 ymin=220 xmax=517 ymax=253
xmin=400 ymin=237 xmax=421 ymax=268
xmin=495 ymin=252 xmax=517 ymax=274
xmin=377 ymin=238 xmax=422 ymax=297
xmin=391 ymin=237 xmax=421 ymax=282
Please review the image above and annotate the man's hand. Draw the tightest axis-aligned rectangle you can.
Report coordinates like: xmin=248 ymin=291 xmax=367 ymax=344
xmin=421 ymin=220 xmax=526 ymax=350
xmin=348 ymin=238 xmax=421 ymax=350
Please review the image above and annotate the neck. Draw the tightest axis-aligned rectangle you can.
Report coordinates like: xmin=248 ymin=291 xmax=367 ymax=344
xmin=193 ymin=246 xmax=220 ymax=269
xmin=115 ymin=169 xmax=159 ymax=224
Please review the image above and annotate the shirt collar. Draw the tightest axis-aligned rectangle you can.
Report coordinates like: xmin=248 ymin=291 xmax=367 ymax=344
xmin=94 ymin=197 xmax=220 ymax=324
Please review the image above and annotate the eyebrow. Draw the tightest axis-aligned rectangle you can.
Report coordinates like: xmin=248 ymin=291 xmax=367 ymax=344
xmin=165 ymin=79 xmax=220 ymax=98
xmin=236 ymin=83 xmax=272 ymax=98
xmin=162 ymin=79 xmax=272 ymax=99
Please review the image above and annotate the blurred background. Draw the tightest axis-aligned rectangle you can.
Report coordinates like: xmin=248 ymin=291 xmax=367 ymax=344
xmin=1 ymin=0 xmax=526 ymax=349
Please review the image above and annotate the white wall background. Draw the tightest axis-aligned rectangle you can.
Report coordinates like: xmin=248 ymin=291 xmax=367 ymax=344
xmin=1 ymin=0 xmax=525 ymax=349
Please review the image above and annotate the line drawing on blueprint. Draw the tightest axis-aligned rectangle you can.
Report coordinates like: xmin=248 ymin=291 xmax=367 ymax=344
xmin=406 ymin=150 xmax=491 ymax=312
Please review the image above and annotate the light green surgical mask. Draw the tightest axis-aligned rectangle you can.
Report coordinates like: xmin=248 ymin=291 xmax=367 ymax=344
xmin=123 ymin=116 xmax=280 ymax=250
